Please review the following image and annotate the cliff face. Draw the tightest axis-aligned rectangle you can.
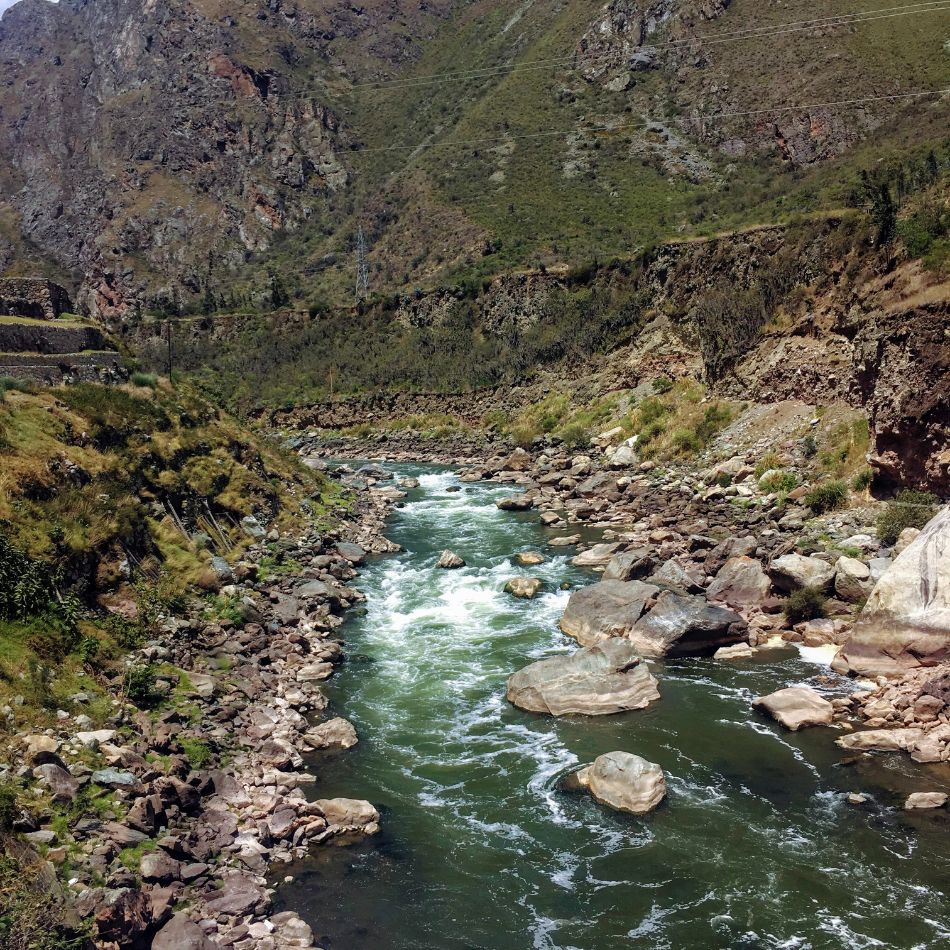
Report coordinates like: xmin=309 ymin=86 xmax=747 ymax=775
xmin=1 ymin=0 xmax=946 ymax=313
xmin=0 ymin=0 xmax=353 ymax=315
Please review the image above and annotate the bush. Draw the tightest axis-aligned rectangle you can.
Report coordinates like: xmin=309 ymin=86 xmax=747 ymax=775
xmin=129 ymin=371 xmax=158 ymax=389
xmin=652 ymin=376 xmax=673 ymax=394
xmin=759 ymin=470 xmax=798 ymax=495
xmin=850 ymin=468 xmax=874 ymax=492
xmin=0 ymin=781 xmax=18 ymax=831
xmin=784 ymin=586 xmax=827 ymax=625
xmin=179 ymin=737 xmax=213 ymax=769
xmin=876 ymin=490 xmax=939 ymax=545
xmin=801 ymin=434 xmax=818 ymax=458
xmin=125 ymin=664 xmax=157 ymax=706
xmin=805 ymin=480 xmax=849 ymax=514
xmin=0 ymin=376 xmax=32 ymax=399
xmin=754 ymin=451 xmax=783 ymax=479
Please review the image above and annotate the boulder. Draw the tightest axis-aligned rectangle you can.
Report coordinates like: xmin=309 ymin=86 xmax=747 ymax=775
xmin=834 ymin=556 xmax=873 ymax=603
xmin=316 ymin=798 xmax=379 ymax=831
xmin=559 ymin=580 xmax=659 ymax=647
xmin=752 ymin=687 xmax=834 ymax=731
xmin=501 ymin=447 xmax=532 ymax=471
xmin=602 ymin=549 xmax=656 ymax=581
xmin=436 ymin=550 xmax=466 ymax=569
xmin=607 ymin=439 xmax=639 ymax=469
xmin=34 ymin=763 xmax=78 ymax=803
xmin=714 ymin=642 xmax=754 ymax=660
xmin=904 ymin=792 xmax=948 ymax=810
xmin=894 ymin=527 xmax=921 ymax=556
xmin=506 ymin=639 xmax=660 ymax=716
xmin=629 ymin=591 xmax=747 ymax=658
xmin=706 ymin=556 xmax=771 ymax=606
xmin=303 ymin=717 xmax=358 ymax=751
xmin=204 ymin=870 xmax=269 ymax=917
xmin=647 ymin=559 xmax=704 ymax=593
xmin=504 ymin=577 xmax=543 ymax=599
xmin=496 ymin=494 xmax=534 ymax=511
xmin=336 ymin=542 xmax=367 ymax=565
xmin=239 ymin=515 xmax=266 ymax=539
xmin=514 ymin=551 xmax=546 ymax=566
xmin=571 ymin=542 xmax=622 ymax=568
xmin=768 ymin=554 xmax=836 ymax=592
xmin=574 ymin=751 xmax=666 ymax=815
xmin=838 ymin=507 xmax=950 ymax=676
xmin=835 ymin=728 xmax=925 ymax=752
xmin=152 ymin=913 xmax=215 ymax=950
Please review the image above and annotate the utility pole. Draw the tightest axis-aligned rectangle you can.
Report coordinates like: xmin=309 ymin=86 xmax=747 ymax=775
xmin=355 ymin=226 xmax=369 ymax=303
xmin=165 ymin=318 xmax=173 ymax=379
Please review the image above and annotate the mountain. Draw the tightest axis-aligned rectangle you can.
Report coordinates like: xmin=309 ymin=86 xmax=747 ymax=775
xmin=0 ymin=0 xmax=947 ymax=314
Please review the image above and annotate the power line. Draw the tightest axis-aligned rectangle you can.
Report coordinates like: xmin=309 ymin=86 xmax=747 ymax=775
xmin=348 ymin=1 xmax=950 ymax=92
xmin=353 ymin=87 xmax=949 ymax=154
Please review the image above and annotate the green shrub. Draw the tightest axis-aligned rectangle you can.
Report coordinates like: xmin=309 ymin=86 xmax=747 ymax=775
xmin=801 ymin=434 xmax=818 ymax=458
xmin=759 ymin=470 xmax=798 ymax=495
xmin=695 ymin=403 xmax=733 ymax=443
xmin=671 ymin=428 xmax=703 ymax=456
xmin=179 ymin=737 xmax=213 ymax=769
xmin=876 ymin=490 xmax=939 ymax=545
xmin=0 ymin=781 xmax=18 ymax=831
xmin=0 ymin=376 xmax=32 ymax=399
xmin=125 ymin=664 xmax=157 ymax=706
xmin=652 ymin=376 xmax=673 ymax=394
xmin=784 ymin=586 xmax=827 ymax=625
xmin=805 ymin=480 xmax=849 ymax=514
xmin=754 ymin=451 xmax=783 ymax=479
xmin=850 ymin=468 xmax=874 ymax=491
xmin=129 ymin=371 xmax=158 ymax=389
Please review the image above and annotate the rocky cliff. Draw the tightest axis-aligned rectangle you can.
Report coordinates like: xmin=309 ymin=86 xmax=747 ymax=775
xmin=1 ymin=0 xmax=946 ymax=313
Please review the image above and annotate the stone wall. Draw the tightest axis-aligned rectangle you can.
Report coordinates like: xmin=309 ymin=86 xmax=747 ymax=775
xmin=0 ymin=277 xmax=73 ymax=320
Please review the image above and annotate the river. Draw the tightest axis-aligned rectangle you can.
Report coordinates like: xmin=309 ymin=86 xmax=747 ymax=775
xmin=275 ymin=465 xmax=950 ymax=950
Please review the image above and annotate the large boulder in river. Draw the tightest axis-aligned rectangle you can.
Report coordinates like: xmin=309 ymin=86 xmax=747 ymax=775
xmin=559 ymin=580 xmax=659 ymax=647
xmin=507 ymin=639 xmax=660 ymax=716
xmin=837 ymin=507 xmax=950 ymax=676
xmin=437 ymin=550 xmax=466 ymax=569
xmin=505 ymin=577 xmax=543 ymax=599
xmin=768 ymin=554 xmax=836 ymax=592
xmin=629 ymin=591 xmax=747 ymax=658
xmin=752 ymin=687 xmax=834 ymax=731
xmin=573 ymin=751 xmax=666 ymax=815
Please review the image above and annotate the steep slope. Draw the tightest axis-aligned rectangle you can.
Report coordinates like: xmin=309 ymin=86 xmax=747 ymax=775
xmin=0 ymin=0 xmax=947 ymax=313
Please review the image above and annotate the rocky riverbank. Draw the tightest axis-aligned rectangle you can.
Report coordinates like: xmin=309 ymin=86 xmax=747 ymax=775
xmin=4 ymin=468 xmax=411 ymax=949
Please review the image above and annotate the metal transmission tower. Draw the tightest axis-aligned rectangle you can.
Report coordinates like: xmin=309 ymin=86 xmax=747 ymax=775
xmin=355 ymin=226 xmax=370 ymax=302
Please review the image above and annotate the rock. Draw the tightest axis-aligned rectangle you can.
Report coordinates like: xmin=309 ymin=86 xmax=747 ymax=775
xmin=357 ymin=464 xmax=393 ymax=480
xmin=496 ymin=494 xmax=534 ymax=511
xmin=574 ymin=751 xmax=666 ymax=815
xmin=559 ymin=580 xmax=659 ymax=647
xmin=847 ymin=792 xmax=869 ymax=805
xmin=304 ymin=717 xmax=358 ymax=750
xmin=838 ymin=507 xmax=950 ymax=676
xmin=209 ymin=555 xmax=235 ymax=585
xmin=506 ymin=638 xmax=660 ymax=716
xmin=706 ymin=556 xmax=771 ymax=606
xmin=240 ymin=515 xmax=266 ymax=539
xmin=437 ymin=550 xmax=466 ymax=569
xmin=24 ymin=734 xmax=59 ymax=760
xmin=514 ymin=551 xmax=546 ymax=566
xmin=204 ymin=870 xmax=269 ymax=917
xmin=834 ymin=556 xmax=873 ymax=603
xmin=607 ymin=440 xmax=639 ymax=468
xmin=316 ymin=798 xmax=380 ymax=830
xmin=501 ymin=447 xmax=532 ymax=471
xmin=768 ymin=554 xmax=836 ymax=592
xmin=140 ymin=851 xmax=181 ymax=884
xmin=571 ymin=542 xmax=622 ymax=568
xmin=93 ymin=889 xmax=155 ymax=948
xmin=504 ymin=577 xmax=543 ymax=599
xmin=92 ymin=768 xmax=137 ymax=787
xmin=629 ymin=591 xmax=747 ymax=658
xmin=894 ymin=527 xmax=921 ymax=556
xmin=836 ymin=728 xmax=925 ymax=752
xmin=647 ymin=559 xmax=704 ymax=593
xmin=74 ymin=729 xmax=116 ymax=748
xmin=752 ymin=687 xmax=834 ymax=730
xmin=602 ymin=549 xmax=656 ymax=581
xmin=336 ymin=541 xmax=366 ymax=565
xmin=904 ymin=792 xmax=948 ymax=810
xmin=714 ymin=642 xmax=754 ymax=660
xmin=152 ymin=913 xmax=215 ymax=950
xmin=34 ymin=763 xmax=78 ymax=803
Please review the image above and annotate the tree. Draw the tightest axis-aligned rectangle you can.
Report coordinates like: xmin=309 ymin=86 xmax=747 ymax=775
xmin=871 ymin=183 xmax=896 ymax=245
xmin=269 ymin=271 xmax=289 ymax=309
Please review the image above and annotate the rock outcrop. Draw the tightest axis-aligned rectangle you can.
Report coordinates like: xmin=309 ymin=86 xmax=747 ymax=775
xmin=507 ymin=640 xmax=660 ymax=716
xmin=559 ymin=580 xmax=659 ymax=647
xmin=628 ymin=590 xmax=747 ymax=658
xmin=838 ymin=508 xmax=950 ymax=676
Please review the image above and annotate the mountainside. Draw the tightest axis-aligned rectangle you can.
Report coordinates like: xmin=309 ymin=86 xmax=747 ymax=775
xmin=0 ymin=0 xmax=947 ymax=314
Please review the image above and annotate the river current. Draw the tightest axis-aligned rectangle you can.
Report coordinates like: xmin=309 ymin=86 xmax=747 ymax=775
xmin=276 ymin=465 xmax=950 ymax=950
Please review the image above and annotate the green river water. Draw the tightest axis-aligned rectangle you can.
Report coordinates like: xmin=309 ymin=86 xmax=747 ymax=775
xmin=276 ymin=465 xmax=950 ymax=950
